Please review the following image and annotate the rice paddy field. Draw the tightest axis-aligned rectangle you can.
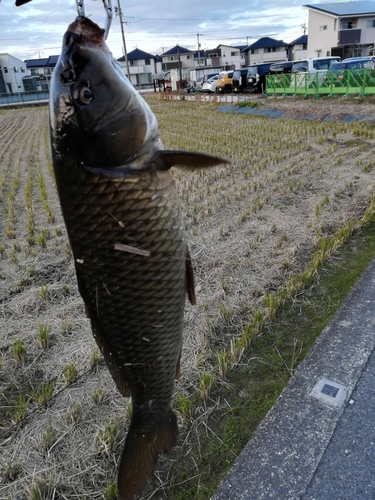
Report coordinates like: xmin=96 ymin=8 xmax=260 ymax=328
xmin=1 ymin=96 xmax=375 ymax=499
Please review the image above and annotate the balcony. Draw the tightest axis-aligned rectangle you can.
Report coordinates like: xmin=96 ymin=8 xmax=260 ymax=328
xmin=338 ymin=29 xmax=361 ymax=45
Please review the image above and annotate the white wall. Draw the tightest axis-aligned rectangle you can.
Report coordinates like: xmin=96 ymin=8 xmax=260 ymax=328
xmin=0 ymin=53 xmax=27 ymax=93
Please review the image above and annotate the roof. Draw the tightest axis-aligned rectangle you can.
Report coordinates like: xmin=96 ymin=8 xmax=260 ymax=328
xmin=162 ymin=45 xmax=194 ymax=56
xmin=245 ymin=37 xmax=288 ymax=50
xmin=290 ymin=35 xmax=308 ymax=45
xmin=25 ymin=55 xmax=59 ymax=68
xmin=194 ymin=50 xmax=206 ymax=59
xmin=153 ymin=70 xmax=170 ymax=80
xmin=305 ymin=1 xmax=375 ymax=17
xmin=117 ymin=48 xmax=155 ymax=62
xmin=25 ymin=58 xmax=48 ymax=68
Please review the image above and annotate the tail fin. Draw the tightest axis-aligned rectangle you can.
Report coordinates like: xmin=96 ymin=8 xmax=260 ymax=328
xmin=118 ymin=409 xmax=178 ymax=500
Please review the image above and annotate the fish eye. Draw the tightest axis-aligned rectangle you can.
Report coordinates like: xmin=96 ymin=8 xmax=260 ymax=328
xmin=77 ymin=86 xmax=93 ymax=104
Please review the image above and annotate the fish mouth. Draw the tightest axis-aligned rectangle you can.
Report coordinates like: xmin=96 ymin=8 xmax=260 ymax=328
xmin=66 ymin=16 xmax=105 ymax=46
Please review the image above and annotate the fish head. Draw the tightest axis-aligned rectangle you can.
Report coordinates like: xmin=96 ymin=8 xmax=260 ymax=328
xmin=50 ymin=16 xmax=160 ymax=170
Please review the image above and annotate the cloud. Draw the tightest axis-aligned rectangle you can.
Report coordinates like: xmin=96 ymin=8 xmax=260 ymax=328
xmin=0 ymin=0 xmax=308 ymax=60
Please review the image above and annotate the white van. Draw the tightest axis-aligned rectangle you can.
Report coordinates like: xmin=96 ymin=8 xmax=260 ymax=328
xmin=291 ymin=56 xmax=341 ymax=89
xmin=292 ymin=56 xmax=341 ymax=74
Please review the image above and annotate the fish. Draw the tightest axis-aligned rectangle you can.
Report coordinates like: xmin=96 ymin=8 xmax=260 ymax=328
xmin=49 ymin=15 xmax=228 ymax=500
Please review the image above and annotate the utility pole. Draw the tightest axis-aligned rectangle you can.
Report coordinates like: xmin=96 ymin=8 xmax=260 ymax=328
xmin=197 ymin=33 xmax=203 ymax=66
xmin=177 ymin=44 xmax=182 ymax=81
xmin=301 ymin=23 xmax=307 ymax=35
xmin=115 ymin=0 xmax=130 ymax=80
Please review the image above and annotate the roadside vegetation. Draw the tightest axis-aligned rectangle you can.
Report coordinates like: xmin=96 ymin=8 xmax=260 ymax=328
xmin=1 ymin=97 xmax=375 ymax=499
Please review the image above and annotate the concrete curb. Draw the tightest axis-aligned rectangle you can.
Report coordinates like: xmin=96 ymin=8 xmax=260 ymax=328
xmin=211 ymin=259 xmax=375 ymax=500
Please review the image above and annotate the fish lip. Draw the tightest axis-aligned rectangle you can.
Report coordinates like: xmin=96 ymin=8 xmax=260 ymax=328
xmin=66 ymin=16 xmax=105 ymax=45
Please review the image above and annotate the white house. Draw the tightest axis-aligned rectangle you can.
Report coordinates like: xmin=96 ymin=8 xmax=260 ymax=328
xmin=216 ymin=44 xmax=245 ymax=69
xmin=305 ymin=1 xmax=375 ymax=59
xmin=289 ymin=35 xmax=308 ymax=61
xmin=24 ymin=55 xmax=58 ymax=91
xmin=118 ymin=48 xmax=158 ymax=86
xmin=0 ymin=53 xmax=27 ymax=93
xmin=242 ymin=37 xmax=289 ymax=66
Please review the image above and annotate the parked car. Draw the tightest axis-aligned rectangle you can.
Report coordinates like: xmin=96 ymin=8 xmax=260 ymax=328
xmin=201 ymin=75 xmax=219 ymax=93
xmin=322 ymin=58 xmax=375 ymax=88
xmin=291 ymin=56 xmax=341 ymax=89
xmin=253 ymin=63 xmax=274 ymax=93
xmin=195 ymin=76 xmax=204 ymax=91
xmin=291 ymin=56 xmax=341 ymax=74
xmin=269 ymin=61 xmax=293 ymax=74
xmin=232 ymin=67 xmax=258 ymax=93
xmin=327 ymin=58 xmax=375 ymax=72
xmin=216 ymin=70 xmax=234 ymax=93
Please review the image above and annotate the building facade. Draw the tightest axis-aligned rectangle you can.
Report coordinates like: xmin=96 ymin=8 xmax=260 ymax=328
xmin=243 ymin=37 xmax=289 ymax=66
xmin=306 ymin=1 xmax=375 ymax=59
xmin=118 ymin=49 xmax=157 ymax=86
xmin=0 ymin=53 xmax=27 ymax=93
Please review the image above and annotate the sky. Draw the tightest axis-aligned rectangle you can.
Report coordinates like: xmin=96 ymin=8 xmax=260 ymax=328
xmin=0 ymin=0 xmax=344 ymax=62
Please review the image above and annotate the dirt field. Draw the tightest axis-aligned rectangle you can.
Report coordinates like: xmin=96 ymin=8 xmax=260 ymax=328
xmin=0 ymin=97 xmax=375 ymax=499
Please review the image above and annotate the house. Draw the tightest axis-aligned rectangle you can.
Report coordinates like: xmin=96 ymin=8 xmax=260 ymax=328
xmin=161 ymin=45 xmax=196 ymax=73
xmin=117 ymin=48 xmax=157 ymax=86
xmin=243 ymin=37 xmax=289 ymax=66
xmin=305 ymin=1 xmax=375 ymax=59
xmin=194 ymin=50 xmax=206 ymax=68
xmin=215 ymin=44 xmax=245 ymax=69
xmin=0 ymin=53 xmax=27 ymax=93
xmin=24 ymin=55 xmax=59 ymax=91
xmin=289 ymin=35 xmax=308 ymax=61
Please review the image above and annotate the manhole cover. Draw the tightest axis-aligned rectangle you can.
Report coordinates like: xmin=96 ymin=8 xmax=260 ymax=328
xmin=309 ymin=377 xmax=349 ymax=409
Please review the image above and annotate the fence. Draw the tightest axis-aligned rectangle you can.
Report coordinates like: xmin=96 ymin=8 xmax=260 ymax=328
xmin=266 ymin=69 xmax=375 ymax=97
xmin=0 ymin=91 xmax=50 ymax=106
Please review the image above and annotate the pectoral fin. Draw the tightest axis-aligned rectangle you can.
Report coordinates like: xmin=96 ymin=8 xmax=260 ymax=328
xmin=156 ymin=150 xmax=229 ymax=171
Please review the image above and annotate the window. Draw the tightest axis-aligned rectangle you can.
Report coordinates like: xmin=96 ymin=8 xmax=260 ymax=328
xmin=319 ymin=25 xmax=327 ymax=31
xmin=303 ymin=44 xmax=307 ymax=50
xmin=250 ymin=48 xmax=259 ymax=55
xmin=30 ymin=68 xmax=38 ymax=75
xmin=341 ymin=21 xmax=355 ymax=30
xmin=265 ymin=47 xmax=277 ymax=53
xmin=129 ymin=60 xmax=134 ymax=66
xmin=4 ymin=67 xmax=8 ymax=73
xmin=145 ymin=58 xmax=150 ymax=65
xmin=367 ymin=19 xmax=375 ymax=28
xmin=168 ymin=56 xmax=176 ymax=61
xmin=334 ymin=19 xmax=337 ymax=31
xmin=231 ymin=51 xmax=236 ymax=56
xmin=21 ymin=67 xmax=25 ymax=73
xmin=136 ymin=72 xmax=152 ymax=85
xmin=187 ymin=55 xmax=191 ymax=59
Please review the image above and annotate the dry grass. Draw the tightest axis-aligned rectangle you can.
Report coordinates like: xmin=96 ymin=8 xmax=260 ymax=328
xmin=0 ymin=98 xmax=375 ymax=499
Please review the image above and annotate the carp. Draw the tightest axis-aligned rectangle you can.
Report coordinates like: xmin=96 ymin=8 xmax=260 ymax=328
xmin=49 ymin=15 xmax=227 ymax=500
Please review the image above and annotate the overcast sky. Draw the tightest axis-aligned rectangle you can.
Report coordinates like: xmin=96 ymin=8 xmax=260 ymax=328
xmin=0 ymin=0 xmax=341 ymax=62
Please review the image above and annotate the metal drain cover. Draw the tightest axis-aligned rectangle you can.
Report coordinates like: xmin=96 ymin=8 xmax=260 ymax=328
xmin=309 ymin=377 xmax=349 ymax=409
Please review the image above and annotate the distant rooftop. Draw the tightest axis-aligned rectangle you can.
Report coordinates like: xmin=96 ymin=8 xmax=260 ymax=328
xmin=162 ymin=45 xmax=193 ymax=56
xmin=117 ymin=48 xmax=155 ymax=62
xmin=305 ymin=1 xmax=375 ymax=16
xmin=25 ymin=55 xmax=59 ymax=68
xmin=245 ymin=37 xmax=288 ymax=51
xmin=290 ymin=34 xmax=308 ymax=45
